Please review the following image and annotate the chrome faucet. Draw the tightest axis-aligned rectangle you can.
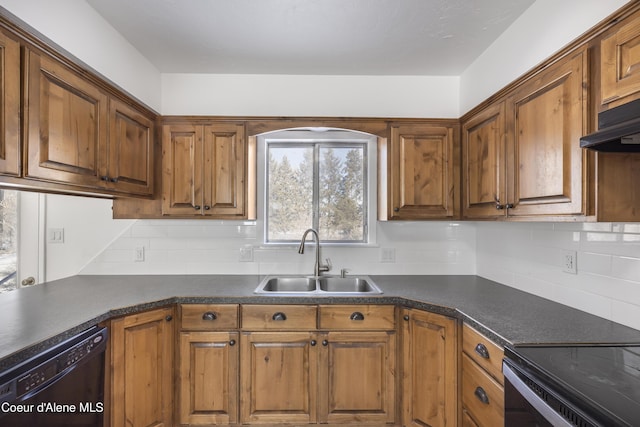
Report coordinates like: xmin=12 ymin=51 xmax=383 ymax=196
xmin=298 ymin=228 xmax=331 ymax=277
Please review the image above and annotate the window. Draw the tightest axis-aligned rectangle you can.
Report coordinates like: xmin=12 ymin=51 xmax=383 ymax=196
xmin=0 ymin=189 xmax=17 ymax=292
xmin=262 ymin=129 xmax=375 ymax=244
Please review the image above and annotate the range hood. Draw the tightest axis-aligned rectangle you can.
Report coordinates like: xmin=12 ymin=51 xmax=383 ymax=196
xmin=580 ymin=98 xmax=640 ymax=152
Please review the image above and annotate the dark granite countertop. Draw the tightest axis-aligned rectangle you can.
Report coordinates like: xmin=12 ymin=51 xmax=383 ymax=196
xmin=2 ymin=274 xmax=640 ymax=371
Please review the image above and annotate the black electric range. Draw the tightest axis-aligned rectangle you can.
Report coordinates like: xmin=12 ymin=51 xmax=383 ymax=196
xmin=503 ymin=345 xmax=640 ymax=426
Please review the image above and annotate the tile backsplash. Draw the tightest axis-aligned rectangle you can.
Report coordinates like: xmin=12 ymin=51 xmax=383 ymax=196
xmin=476 ymin=222 xmax=640 ymax=331
xmin=81 ymin=220 xmax=477 ymax=277
xmin=80 ymin=219 xmax=640 ymax=330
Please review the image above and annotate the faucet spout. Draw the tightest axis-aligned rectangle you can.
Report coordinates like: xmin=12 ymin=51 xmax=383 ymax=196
xmin=298 ymin=228 xmax=330 ymax=277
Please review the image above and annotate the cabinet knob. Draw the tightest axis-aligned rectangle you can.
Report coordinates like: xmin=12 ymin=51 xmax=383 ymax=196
xmin=403 ymin=315 xmax=410 ymax=321
xmin=474 ymin=343 xmax=490 ymax=359
xmin=165 ymin=315 xmax=173 ymax=322
xmin=310 ymin=340 xmax=317 ymax=346
xmin=474 ymin=386 xmax=490 ymax=405
xmin=505 ymin=203 xmax=514 ymax=209
xmin=350 ymin=312 xmax=365 ymax=321
xmin=393 ymin=207 xmax=400 ymax=212
xmin=272 ymin=312 xmax=287 ymax=321
xmin=110 ymin=177 xmax=119 ymax=183
xmin=194 ymin=205 xmax=201 ymax=210
xmin=322 ymin=340 xmax=329 ymax=346
xmin=229 ymin=339 xmax=236 ymax=346
xmin=204 ymin=205 xmax=211 ymax=210
xmin=101 ymin=176 xmax=109 ymax=181
xmin=495 ymin=203 xmax=504 ymax=210
xmin=202 ymin=311 xmax=217 ymax=321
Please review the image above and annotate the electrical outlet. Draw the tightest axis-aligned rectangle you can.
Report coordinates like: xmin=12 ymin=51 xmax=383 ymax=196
xmin=134 ymin=247 xmax=145 ymax=262
xmin=239 ymin=245 xmax=253 ymax=262
xmin=562 ymin=250 xmax=577 ymax=274
xmin=47 ymin=228 xmax=64 ymax=244
xmin=380 ymin=247 xmax=396 ymax=263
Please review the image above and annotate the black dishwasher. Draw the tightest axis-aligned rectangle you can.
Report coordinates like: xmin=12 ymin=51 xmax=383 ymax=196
xmin=0 ymin=326 xmax=107 ymax=427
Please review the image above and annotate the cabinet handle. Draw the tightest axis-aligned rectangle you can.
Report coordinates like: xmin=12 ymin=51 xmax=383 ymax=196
xmin=272 ymin=312 xmax=287 ymax=321
xmin=505 ymin=203 xmax=514 ymax=209
xmin=229 ymin=339 xmax=236 ymax=346
xmin=204 ymin=205 xmax=211 ymax=210
xmin=165 ymin=315 xmax=173 ymax=322
xmin=494 ymin=196 xmax=504 ymax=210
xmin=322 ymin=340 xmax=329 ymax=346
xmin=202 ymin=311 xmax=217 ymax=321
xmin=474 ymin=386 xmax=490 ymax=405
xmin=101 ymin=176 xmax=109 ymax=181
xmin=310 ymin=340 xmax=317 ymax=346
xmin=350 ymin=311 xmax=365 ymax=321
xmin=194 ymin=205 xmax=201 ymax=210
xmin=403 ymin=315 xmax=410 ymax=321
xmin=393 ymin=207 xmax=399 ymax=212
xmin=475 ymin=343 xmax=490 ymax=359
xmin=110 ymin=177 xmax=119 ymax=183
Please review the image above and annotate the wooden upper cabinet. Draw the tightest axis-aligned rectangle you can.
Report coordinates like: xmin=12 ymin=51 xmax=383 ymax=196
xmin=105 ymin=98 xmax=154 ymax=196
xmin=388 ymin=123 xmax=458 ymax=219
xmin=24 ymin=48 xmax=155 ymax=196
xmin=601 ymin=10 xmax=640 ymax=105
xmin=462 ymin=102 xmax=507 ymax=219
xmin=505 ymin=48 xmax=588 ymax=217
xmin=25 ymin=49 xmax=108 ymax=189
xmin=0 ymin=28 xmax=20 ymax=177
xmin=162 ymin=122 xmax=247 ymax=218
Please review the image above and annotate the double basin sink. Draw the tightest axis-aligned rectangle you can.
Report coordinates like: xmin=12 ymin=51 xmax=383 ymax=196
xmin=254 ymin=275 xmax=383 ymax=295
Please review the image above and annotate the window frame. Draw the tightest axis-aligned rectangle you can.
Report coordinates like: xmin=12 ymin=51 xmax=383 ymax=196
xmin=258 ymin=128 xmax=377 ymax=246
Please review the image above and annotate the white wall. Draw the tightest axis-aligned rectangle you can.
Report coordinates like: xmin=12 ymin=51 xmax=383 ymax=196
xmin=161 ymin=74 xmax=459 ymax=118
xmin=0 ymin=0 xmax=161 ymax=111
xmin=459 ymin=0 xmax=630 ymax=114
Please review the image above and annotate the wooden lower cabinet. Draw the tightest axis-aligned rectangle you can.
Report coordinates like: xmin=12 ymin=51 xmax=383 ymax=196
xmin=318 ymin=331 xmax=396 ymax=424
xmin=109 ymin=307 xmax=174 ymax=427
xmin=240 ymin=331 xmax=318 ymax=424
xmin=402 ymin=308 xmax=458 ymax=427
xmin=178 ymin=331 xmax=239 ymax=425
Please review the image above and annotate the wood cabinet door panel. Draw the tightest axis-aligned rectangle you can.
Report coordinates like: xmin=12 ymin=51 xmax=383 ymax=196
xmin=26 ymin=50 xmax=107 ymax=187
xmin=0 ymin=29 xmax=20 ymax=176
xmin=506 ymin=49 xmax=587 ymax=216
xmin=318 ymin=331 xmax=396 ymax=424
xmin=462 ymin=102 xmax=506 ymax=218
xmin=178 ymin=331 xmax=238 ymax=425
xmin=601 ymin=12 xmax=640 ymax=104
xmin=240 ymin=332 xmax=317 ymax=424
xmin=390 ymin=124 xmax=457 ymax=219
xmin=107 ymin=99 xmax=154 ymax=195
xmin=162 ymin=124 xmax=202 ymax=214
xmin=111 ymin=307 xmax=173 ymax=427
xmin=203 ymin=123 xmax=245 ymax=217
xmin=402 ymin=309 xmax=457 ymax=427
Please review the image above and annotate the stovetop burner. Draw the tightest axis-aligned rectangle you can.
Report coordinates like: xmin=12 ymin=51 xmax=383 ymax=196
xmin=509 ymin=345 xmax=640 ymax=426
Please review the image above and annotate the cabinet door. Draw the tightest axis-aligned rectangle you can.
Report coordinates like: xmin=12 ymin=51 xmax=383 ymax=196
xmin=601 ymin=11 xmax=640 ymax=105
xmin=202 ymin=123 xmax=246 ymax=217
xmin=506 ymin=49 xmax=587 ymax=217
xmin=162 ymin=124 xmax=203 ymax=215
xmin=317 ymin=331 xmax=396 ymax=424
xmin=462 ymin=102 xmax=507 ymax=218
xmin=110 ymin=307 xmax=174 ymax=427
xmin=25 ymin=49 xmax=108 ymax=188
xmin=240 ymin=331 xmax=317 ymax=424
xmin=402 ymin=309 xmax=458 ymax=427
xmin=106 ymin=98 xmax=154 ymax=196
xmin=178 ymin=331 xmax=238 ymax=425
xmin=389 ymin=124 xmax=458 ymax=219
xmin=0 ymin=29 xmax=20 ymax=176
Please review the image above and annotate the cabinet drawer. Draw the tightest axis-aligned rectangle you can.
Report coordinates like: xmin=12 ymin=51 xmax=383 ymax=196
xmin=180 ymin=304 xmax=239 ymax=330
xmin=241 ymin=305 xmax=317 ymax=330
xmin=318 ymin=305 xmax=395 ymax=330
xmin=462 ymin=324 xmax=504 ymax=384
xmin=462 ymin=353 xmax=504 ymax=427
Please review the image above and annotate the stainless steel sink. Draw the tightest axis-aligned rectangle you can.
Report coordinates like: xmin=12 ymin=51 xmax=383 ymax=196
xmin=258 ymin=276 xmax=317 ymax=293
xmin=254 ymin=275 xmax=382 ymax=295
xmin=317 ymin=277 xmax=382 ymax=293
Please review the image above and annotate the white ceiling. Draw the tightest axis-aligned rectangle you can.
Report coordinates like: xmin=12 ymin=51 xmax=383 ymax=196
xmin=86 ymin=0 xmax=535 ymax=76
